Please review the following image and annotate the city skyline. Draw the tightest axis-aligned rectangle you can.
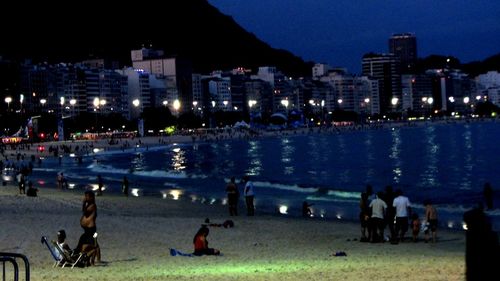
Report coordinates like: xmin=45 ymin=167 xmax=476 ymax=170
xmin=208 ymin=0 xmax=500 ymax=74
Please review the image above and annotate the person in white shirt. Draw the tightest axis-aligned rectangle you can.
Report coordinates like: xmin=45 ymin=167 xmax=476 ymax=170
xmin=369 ymin=191 xmax=387 ymax=242
xmin=393 ymin=189 xmax=411 ymax=243
xmin=243 ymin=176 xmax=255 ymax=216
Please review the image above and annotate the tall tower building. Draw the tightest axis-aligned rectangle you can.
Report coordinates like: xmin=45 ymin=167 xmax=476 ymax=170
xmin=131 ymin=48 xmax=192 ymax=113
xmin=389 ymin=33 xmax=417 ymax=73
xmin=362 ymin=53 xmax=401 ymax=114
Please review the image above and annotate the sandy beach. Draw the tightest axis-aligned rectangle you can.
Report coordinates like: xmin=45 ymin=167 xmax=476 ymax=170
xmin=0 ymin=185 xmax=467 ymax=281
xmin=4 ymin=119 xmax=495 ymax=280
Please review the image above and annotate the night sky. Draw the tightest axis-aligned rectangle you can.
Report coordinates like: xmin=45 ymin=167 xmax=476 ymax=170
xmin=208 ymin=0 xmax=500 ymax=74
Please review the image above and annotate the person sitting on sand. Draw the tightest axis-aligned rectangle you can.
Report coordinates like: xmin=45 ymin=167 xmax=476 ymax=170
xmin=26 ymin=181 xmax=38 ymax=197
xmin=56 ymin=229 xmax=73 ymax=255
xmin=193 ymin=225 xmax=220 ymax=256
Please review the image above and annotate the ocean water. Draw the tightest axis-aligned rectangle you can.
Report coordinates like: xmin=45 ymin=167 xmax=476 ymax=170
xmin=32 ymin=121 xmax=500 ymax=230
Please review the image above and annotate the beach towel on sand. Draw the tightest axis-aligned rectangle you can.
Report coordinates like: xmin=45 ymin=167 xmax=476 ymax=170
xmin=169 ymin=248 xmax=193 ymax=257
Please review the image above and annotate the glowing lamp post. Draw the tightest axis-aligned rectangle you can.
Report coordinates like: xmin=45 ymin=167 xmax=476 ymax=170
xmin=40 ymin=98 xmax=47 ymax=112
xmin=248 ymin=100 xmax=257 ymax=125
xmin=69 ymin=99 xmax=76 ymax=117
xmin=281 ymin=99 xmax=289 ymax=116
xmin=19 ymin=94 xmax=24 ymax=112
xmin=4 ymin=97 xmax=12 ymax=111
xmin=391 ymin=97 xmax=399 ymax=119
xmin=463 ymin=97 xmax=470 ymax=116
xmin=173 ymin=99 xmax=181 ymax=116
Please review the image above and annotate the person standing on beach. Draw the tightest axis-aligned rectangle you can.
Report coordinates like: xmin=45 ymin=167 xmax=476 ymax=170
xmin=243 ymin=175 xmax=255 ymax=216
xmin=302 ymin=201 xmax=314 ymax=217
xmin=17 ymin=172 xmax=26 ymax=194
xmin=226 ymin=177 xmax=239 ymax=216
xmin=383 ymin=186 xmax=396 ymax=241
xmin=483 ymin=182 xmax=494 ymax=210
xmin=424 ymin=200 xmax=438 ymax=243
xmin=76 ymin=191 xmax=98 ymax=254
xmin=122 ymin=176 xmax=129 ymax=197
xmin=97 ymin=174 xmax=103 ymax=196
xmin=393 ymin=189 xmax=411 ymax=243
xmin=369 ymin=192 xmax=387 ymax=242
xmin=359 ymin=192 xmax=371 ymax=241
xmin=463 ymin=203 xmax=499 ymax=281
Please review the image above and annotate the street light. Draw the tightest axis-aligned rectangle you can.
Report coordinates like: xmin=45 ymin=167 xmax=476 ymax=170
xmin=4 ymin=96 xmax=12 ymax=111
xmin=162 ymin=100 xmax=168 ymax=108
xmin=280 ymin=99 xmax=289 ymax=115
xmin=173 ymin=99 xmax=181 ymax=116
xmin=20 ymin=94 xmax=24 ymax=112
xmin=40 ymin=98 xmax=47 ymax=112
xmin=248 ymin=100 xmax=257 ymax=125
xmin=132 ymin=98 xmax=140 ymax=108
xmin=391 ymin=97 xmax=399 ymax=106
xmin=93 ymin=97 xmax=100 ymax=109
xmin=391 ymin=97 xmax=399 ymax=119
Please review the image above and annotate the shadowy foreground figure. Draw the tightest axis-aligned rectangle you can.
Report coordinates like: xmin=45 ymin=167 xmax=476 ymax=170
xmin=463 ymin=203 xmax=499 ymax=281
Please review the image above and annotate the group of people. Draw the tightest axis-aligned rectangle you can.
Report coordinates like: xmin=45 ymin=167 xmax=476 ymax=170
xmin=359 ymin=185 xmax=438 ymax=244
xmin=225 ymin=175 xmax=255 ymax=216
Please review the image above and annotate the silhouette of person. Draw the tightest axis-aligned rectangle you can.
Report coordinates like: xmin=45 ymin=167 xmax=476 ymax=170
xmin=122 ymin=176 xmax=129 ymax=197
xmin=76 ymin=191 xmax=97 ymax=253
xmin=243 ymin=176 xmax=255 ymax=216
xmin=226 ymin=177 xmax=239 ymax=216
xmin=483 ymin=182 xmax=494 ymax=210
xmin=463 ymin=202 xmax=499 ymax=281
xmin=302 ymin=201 xmax=314 ymax=217
xmin=97 ymin=174 xmax=103 ymax=196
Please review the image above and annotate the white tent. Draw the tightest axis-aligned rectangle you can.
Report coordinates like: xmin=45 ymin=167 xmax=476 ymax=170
xmin=234 ymin=121 xmax=250 ymax=128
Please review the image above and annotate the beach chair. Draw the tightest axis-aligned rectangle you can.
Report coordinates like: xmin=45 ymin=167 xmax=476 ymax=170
xmin=52 ymin=241 xmax=86 ymax=268
xmin=40 ymin=236 xmax=85 ymax=268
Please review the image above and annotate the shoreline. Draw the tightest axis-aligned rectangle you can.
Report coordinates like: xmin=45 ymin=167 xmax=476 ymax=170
xmin=0 ymin=185 xmax=468 ymax=281
xmin=2 ymin=117 xmax=497 ymax=160
xmin=3 ymin=118 xmax=499 ymax=233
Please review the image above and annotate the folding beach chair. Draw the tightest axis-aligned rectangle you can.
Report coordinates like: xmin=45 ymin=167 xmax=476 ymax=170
xmin=52 ymin=241 xmax=86 ymax=268
xmin=41 ymin=236 xmax=85 ymax=268
xmin=41 ymin=236 xmax=62 ymax=267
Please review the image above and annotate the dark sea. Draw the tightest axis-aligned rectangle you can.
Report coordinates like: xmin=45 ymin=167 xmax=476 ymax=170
xmin=32 ymin=121 xmax=500 ymax=231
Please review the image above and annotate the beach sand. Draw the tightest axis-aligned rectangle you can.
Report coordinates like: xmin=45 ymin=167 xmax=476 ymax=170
xmin=2 ymin=121 xmax=484 ymax=280
xmin=0 ymin=186 xmax=466 ymax=281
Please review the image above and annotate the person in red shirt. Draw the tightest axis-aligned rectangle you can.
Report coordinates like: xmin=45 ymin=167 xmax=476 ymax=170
xmin=193 ymin=226 xmax=220 ymax=256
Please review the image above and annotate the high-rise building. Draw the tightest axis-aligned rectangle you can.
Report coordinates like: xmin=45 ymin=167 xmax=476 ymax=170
xmin=389 ymin=33 xmax=417 ymax=73
xmin=131 ymin=48 xmax=192 ymax=113
xmin=362 ymin=53 xmax=401 ymax=114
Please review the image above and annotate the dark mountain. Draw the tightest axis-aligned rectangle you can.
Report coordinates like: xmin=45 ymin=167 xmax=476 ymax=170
xmin=0 ymin=0 xmax=311 ymax=77
xmin=416 ymin=54 xmax=500 ymax=77
xmin=462 ymin=54 xmax=500 ymax=77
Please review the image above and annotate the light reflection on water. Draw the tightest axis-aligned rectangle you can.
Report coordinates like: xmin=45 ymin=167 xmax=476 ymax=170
xmin=247 ymin=140 xmax=262 ymax=176
xmin=390 ymin=129 xmax=402 ymax=183
xmin=37 ymin=122 xmax=499 ymax=228
xmin=460 ymin=125 xmax=473 ymax=190
xmin=421 ymin=126 xmax=439 ymax=187
xmin=171 ymin=147 xmax=186 ymax=171
xmin=281 ymin=138 xmax=295 ymax=175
